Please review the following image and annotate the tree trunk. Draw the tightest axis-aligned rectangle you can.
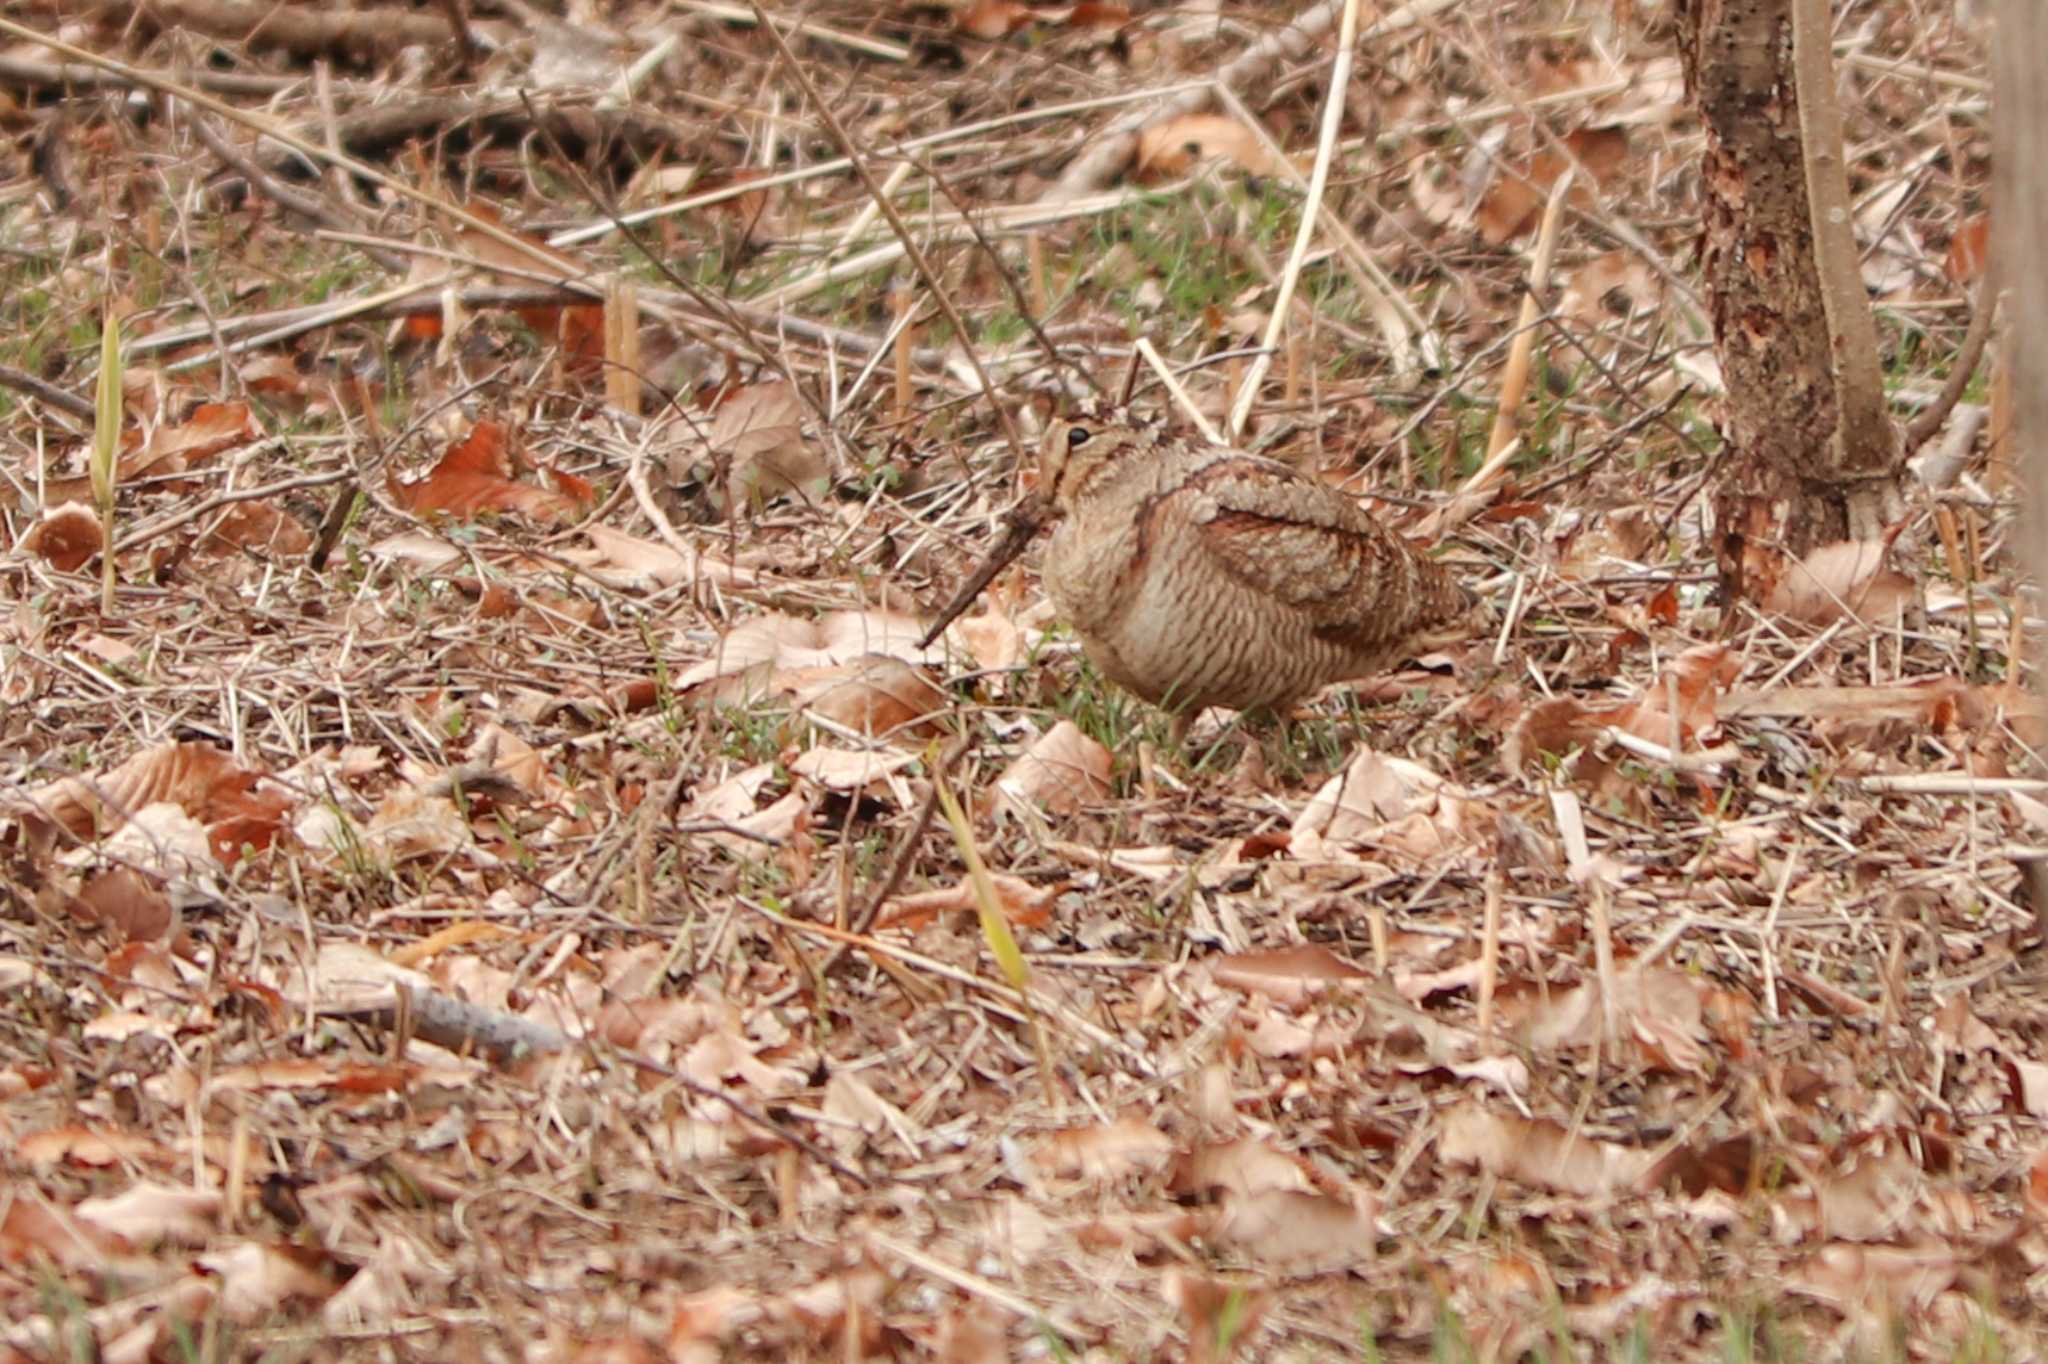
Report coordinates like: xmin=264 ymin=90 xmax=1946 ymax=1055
xmin=1995 ymin=0 xmax=2046 ymax=935
xmin=1996 ymin=0 xmax=2047 ymax=556
xmin=1674 ymin=0 xmax=1902 ymax=575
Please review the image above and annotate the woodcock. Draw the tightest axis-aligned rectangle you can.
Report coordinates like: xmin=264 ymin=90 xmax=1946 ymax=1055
xmin=1040 ymin=417 xmax=1479 ymax=718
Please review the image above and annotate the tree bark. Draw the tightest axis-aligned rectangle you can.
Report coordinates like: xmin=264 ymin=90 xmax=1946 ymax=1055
xmin=1674 ymin=0 xmax=1902 ymax=571
xmin=1994 ymin=0 xmax=2047 ymax=936
xmin=1996 ymin=0 xmax=2047 ymax=553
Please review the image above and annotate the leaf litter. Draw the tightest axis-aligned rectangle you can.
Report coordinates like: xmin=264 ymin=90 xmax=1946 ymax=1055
xmin=0 ymin=0 xmax=2030 ymax=1359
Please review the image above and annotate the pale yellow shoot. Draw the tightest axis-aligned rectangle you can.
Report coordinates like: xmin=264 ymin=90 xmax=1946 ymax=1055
xmin=91 ymin=309 xmax=123 ymax=613
xmin=933 ymin=763 xmax=1028 ymax=992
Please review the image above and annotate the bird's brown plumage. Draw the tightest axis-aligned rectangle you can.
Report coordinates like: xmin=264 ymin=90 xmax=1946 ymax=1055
xmin=1040 ymin=418 xmax=1478 ymax=715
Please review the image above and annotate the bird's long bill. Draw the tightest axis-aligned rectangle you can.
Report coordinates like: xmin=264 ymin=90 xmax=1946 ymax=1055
xmin=916 ymin=496 xmax=1052 ymax=649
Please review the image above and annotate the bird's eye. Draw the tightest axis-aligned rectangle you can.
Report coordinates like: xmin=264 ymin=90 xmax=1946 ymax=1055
xmin=1067 ymin=427 xmax=1092 ymax=449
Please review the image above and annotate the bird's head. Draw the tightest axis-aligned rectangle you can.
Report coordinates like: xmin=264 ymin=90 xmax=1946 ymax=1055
xmin=1040 ymin=414 xmax=1161 ymax=514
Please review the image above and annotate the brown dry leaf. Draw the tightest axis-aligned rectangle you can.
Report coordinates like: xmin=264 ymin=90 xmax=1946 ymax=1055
xmin=1438 ymin=1103 xmax=1654 ymax=1197
xmin=19 ymin=502 xmax=101 ymax=572
xmin=1501 ymin=964 xmax=1726 ymax=1073
xmin=956 ymin=0 xmax=1036 ymax=38
xmin=787 ymin=655 xmax=947 ymax=739
xmin=1946 ymin=213 xmax=1990 ymax=285
xmin=563 ymin=524 xmax=761 ymax=591
xmin=1476 ymin=126 xmax=1629 ymax=244
xmin=1558 ymin=249 xmax=1665 ymax=323
xmin=669 ymin=381 xmax=828 ymax=515
xmin=679 ymin=609 xmax=941 ymax=691
xmin=567 ymin=1339 xmax=669 ymax=1364
xmin=75 ymin=1184 xmax=219 ymax=1247
xmin=680 ymin=766 xmax=807 ymax=854
xmin=1209 ymin=944 xmax=1369 ymax=1006
xmin=403 ymin=203 xmax=604 ymax=365
xmin=1795 ymin=1138 xmax=1925 ymax=1242
xmin=1615 ymin=642 xmax=1739 ymax=749
xmin=1791 ymin=1242 xmax=1962 ymax=1317
xmin=207 ymin=1059 xmax=415 ymax=1094
xmin=1033 ymin=1117 xmax=1174 ymax=1181
xmin=1292 ymin=748 xmax=1447 ymax=845
xmin=1162 ymin=1270 xmax=1271 ymax=1364
xmin=360 ymin=789 xmax=476 ymax=864
xmin=2027 ymin=1151 xmax=2048 ymax=1224
xmin=1171 ymin=1138 xmax=1314 ymax=1200
xmin=997 ymin=719 xmax=1111 ymax=814
xmin=1059 ymin=2 xmax=1131 ymax=26
xmin=1135 ymin=114 xmax=1285 ymax=180
xmin=0 ymin=1196 xmax=122 ymax=1269
xmin=1289 ymin=748 xmax=1467 ymax=866
xmin=390 ymin=420 xmax=590 ymax=523
xmin=878 ymin=874 xmax=1057 ymax=930
xmin=119 ymin=400 xmax=263 ymax=483
xmin=786 ymin=745 xmax=918 ymax=799
xmin=949 ymin=606 xmax=1025 ymax=673
xmin=197 ymin=1241 xmax=340 ymax=1319
xmin=928 ymin=1304 xmax=1010 ymax=1364
xmin=70 ymin=866 xmax=175 ymax=942
xmin=9 ymin=739 xmax=291 ymax=866
xmin=1205 ymin=1188 xmax=1376 ymax=1271
xmin=1722 ymin=679 xmax=1965 ymax=723
xmin=1764 ymin=538 xmax=1917 ymax=625
xmin=1501 ymin=694 xmax=1629 ymax=773
xmin=821 ymin=1071 xmax=911 ymax=1156
xmin=200 ymin=500 xmax=312 ymax=559
xmin=17 ymin=1127 xmax=174 ymax=1169
xmin=667 ymin=1285 xmax=765 ymax=1361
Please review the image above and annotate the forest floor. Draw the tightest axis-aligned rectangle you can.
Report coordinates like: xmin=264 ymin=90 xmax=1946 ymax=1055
xmin=0 ymin=0 xmax=2032 ymax=1360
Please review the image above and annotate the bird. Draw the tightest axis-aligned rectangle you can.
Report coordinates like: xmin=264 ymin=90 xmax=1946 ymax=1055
xmin=1038 ymin=415 xmax=1479 ymax=724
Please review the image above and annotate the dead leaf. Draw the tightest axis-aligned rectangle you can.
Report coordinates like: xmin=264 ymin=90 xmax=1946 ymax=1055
xmin=878 ymin=874 xmax=1057 ymax=930
xmin=1946 ymin=213 xmax=1989 ymax=286
xmin=1210 ymin=945 xmax=1369 ymax=1006
xmin=1171 ymin=1138 xmax=1314 ymax=1200
xmin=1135 ymin=114 xmax=1285 ymax=179
xmin=1764 ymin=539 xmax=1917 ymax=624
xmin=1439 ymin=1102 xmax=1654 ymax=1197
xmin=201 ymin=501 xmax=313 ymax=558
xmin=1476 ymin=127 xmax=1629 ymax=245
xmin=957 ymin=0 xmax=1036 ymax=38
xmin=1034 ymin=1117 xmax=1174 ymax=1180
xmin=1559 ymin=249 xmax=1665 ymax=324
xmin=1205 ymin=1188 xmax=1375 ymax=1271
xmin=788 ymin=655 xmax=947 ymax=739
xmin=390 ymin=420 xmax=590 ymax=523
xmin=70 ymin=866 xmax=176 ymax=942
xmin=75 ymin=1184 xmax=219 ymax=1247
xmin=19 ymin=502 xmax=101 ymax=572
xmin=136 ymin=401 xmax=261 ymax=478
xmin=679 ymin=610 xmax=941 ymax=691
xmin=1162 ymin=1270 xmax=1271 ymax=1364
xmin=403 ymin=202 xmax=605 ymax=366
xmin=9 ymin=740 xmax=290 ymax=866
xmin=997 ymin=720 xmax=1112 ymax=813
xmin=670 ymin=382 xmax=827 ymax=515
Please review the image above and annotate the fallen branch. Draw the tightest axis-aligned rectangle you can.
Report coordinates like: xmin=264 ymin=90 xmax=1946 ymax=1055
xmin=262 ymin=95 xmax=702 ymax=174
xmin=1902 ymin=275 xmax=2000 ymax=457
xmin=329 ymin=982 xmax=871 ymax=1186
xmin=0 ymin=363 xmax=93 ymax=422
xmin=92 ymin=0 xmax=468 ymax=62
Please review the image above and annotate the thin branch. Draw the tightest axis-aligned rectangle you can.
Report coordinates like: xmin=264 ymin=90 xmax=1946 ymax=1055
xmin=1902 ymin=278 xmax=2000 ymax=456
xmin=751 ymin=1 xmax=1028 ymax=478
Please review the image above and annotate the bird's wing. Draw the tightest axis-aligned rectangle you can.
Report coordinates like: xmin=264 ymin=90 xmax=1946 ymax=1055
xmin=1184 ymin=456 xmax=1473 ymax=655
